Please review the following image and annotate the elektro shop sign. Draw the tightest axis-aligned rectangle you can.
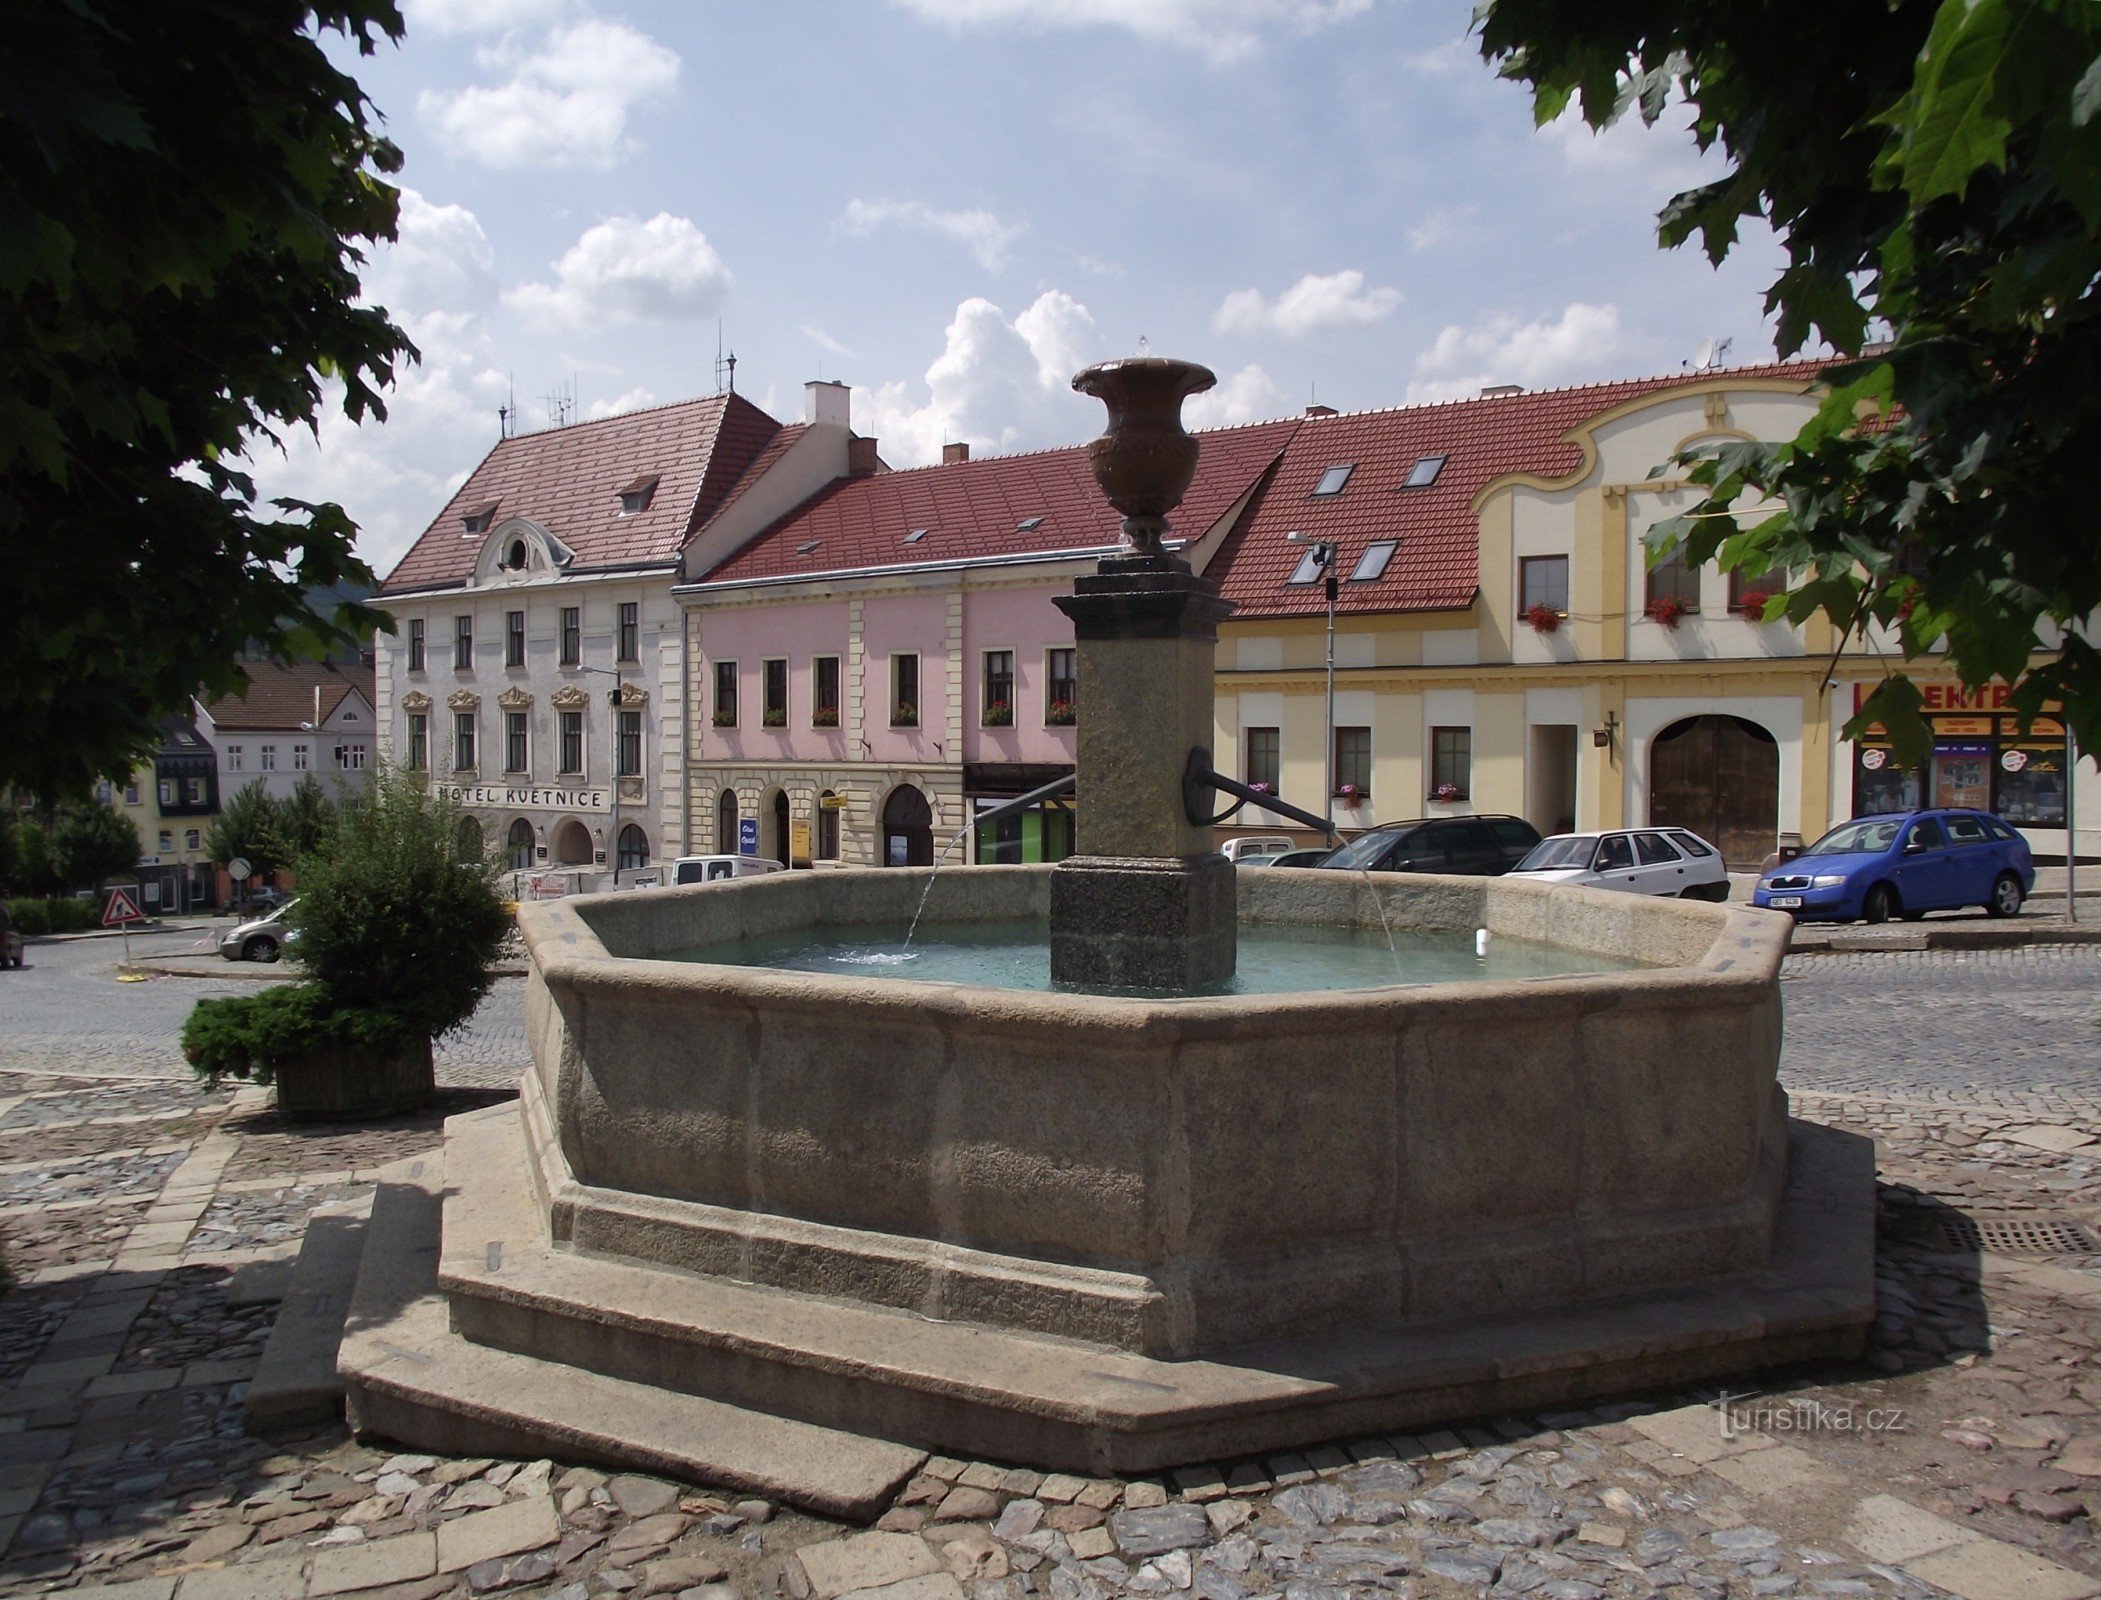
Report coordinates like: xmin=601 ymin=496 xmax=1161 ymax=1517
xmin=435 ymin=783 xmax=611 ymax=814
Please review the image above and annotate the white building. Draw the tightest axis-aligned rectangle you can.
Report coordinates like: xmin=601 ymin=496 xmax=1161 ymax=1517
xmin=195 ymin=658 xmax=376 ymax=806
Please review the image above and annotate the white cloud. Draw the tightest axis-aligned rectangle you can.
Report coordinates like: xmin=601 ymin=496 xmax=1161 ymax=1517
xmin=1184 ymin=364 xmax=1284 ymax=430
xmin=402 ymin=0 xmax=570 ymax=36
xmin=891 ymin=0 xmax=1370 ymax=64
xmin=855 ymin=291 xmax=1104 ymax=467
xmin=1212 ymin=270 xmax=1401 ymax=338
xmin=802 ymin=325 xmax=856 ymax=358
xmin=1539 ymin=95 xmax=1717 ymax=196
xmin=1405 ymin=204 xmax=1478 ymax=255
xmin=417 ymin=17 xmax=679 ymax=169
xmin=505 ymin=213 xmax=732 ymax=328
xmin=1407 ymin=303 xmax=1628 ymax=402
xmin=584 ymin=385 xmax=657 ymax=420
xmin=836 ymin=199 xmax=1026 ymax=272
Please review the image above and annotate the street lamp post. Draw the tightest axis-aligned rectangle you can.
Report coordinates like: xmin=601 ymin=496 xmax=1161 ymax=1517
xmin=1288 ymin=533 xmax=1341 ymax=830
xmin=574 ymin=663 xmax=625 ymax=887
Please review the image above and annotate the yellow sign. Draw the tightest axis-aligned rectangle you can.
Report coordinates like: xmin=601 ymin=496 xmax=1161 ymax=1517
xmin=790 ymin=820 xmax=812 ymax=861
xmin=819 ymin=794 xmax=849 ymax=811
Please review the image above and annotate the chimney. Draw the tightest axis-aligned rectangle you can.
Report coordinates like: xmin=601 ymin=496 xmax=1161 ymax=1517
xmin=1305 ymin=404 xmax=1337 ymax=418
xmin=848 ymin=435 xmax=879 ymax=476
xmin=1480 ymin=383 xmax=1524 ymax=398
xmin=804 ymin=379 xmax=850 ymax=428
xmin=942 ymin=441 xmax=970 ymax=465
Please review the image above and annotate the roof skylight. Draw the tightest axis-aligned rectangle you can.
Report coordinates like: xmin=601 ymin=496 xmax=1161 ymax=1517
xmin=796 ymin=540 xmax=821 ymax=555
xmin=903 ymin=528 xmax=929 ymax=544
xmin=1016 ymin=516 xmax=1045 ymax=533
xmin=1287 ymin=549 xmax=1326 ymax=584
xmin=1311 ymin=464 xmax=1355 ymax=497
xmin=1350 ymin=540 xmax=1398 ymax=582
xmin=1402 ymin=454 xmax=1446 ymax=488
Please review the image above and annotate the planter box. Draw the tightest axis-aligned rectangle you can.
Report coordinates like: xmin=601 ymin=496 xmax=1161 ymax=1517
xmin=273 ymin=1036 xmax=434 ymax=1120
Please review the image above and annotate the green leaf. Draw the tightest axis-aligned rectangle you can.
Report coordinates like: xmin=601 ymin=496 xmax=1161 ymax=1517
xmin=1895 ymin=0 xmax=2017 ymax=202
xmin=1845 ymin=677 xmax=1933 ymax=770
xmin=2069 ymin=50 xmax=2101 ymax=125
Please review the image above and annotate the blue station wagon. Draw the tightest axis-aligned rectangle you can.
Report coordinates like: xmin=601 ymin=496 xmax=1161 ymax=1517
xmin=1752 ymin=809 xmax=2034 ymax=924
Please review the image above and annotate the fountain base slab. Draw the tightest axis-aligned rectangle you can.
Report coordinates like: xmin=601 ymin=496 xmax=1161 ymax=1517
xmin=339 ymin=1093 xmax=1873 ymax=1490
xmin=1049 ymin=852 xmax=1236 ymax=990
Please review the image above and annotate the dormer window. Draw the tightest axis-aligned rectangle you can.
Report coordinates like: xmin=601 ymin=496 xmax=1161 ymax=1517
xmin=503 ymin=538 xmax=528 ymax=570
xmin=1402 ymin=454 xmax=1447 ymax=488
xmin=1311 ymin=464 xmax=1354 ymax=497
xmin=461 ymin=501 xmax=498 ymax=535
xmin=616 ymin=474 xmax=660 ymax=515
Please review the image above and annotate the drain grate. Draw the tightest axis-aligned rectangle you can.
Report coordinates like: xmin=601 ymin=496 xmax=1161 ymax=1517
xmin=1934 ymin=1216 xmax=2101 ymax=1256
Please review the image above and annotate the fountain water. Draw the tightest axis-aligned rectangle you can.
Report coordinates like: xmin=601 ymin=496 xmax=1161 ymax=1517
xmin=338 ymin=352 xmax=1877 ymax=1510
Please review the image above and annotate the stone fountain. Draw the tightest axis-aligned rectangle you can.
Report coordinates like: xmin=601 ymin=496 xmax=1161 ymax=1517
xmin=332 ymin=357 xmax=1875 ymax=1519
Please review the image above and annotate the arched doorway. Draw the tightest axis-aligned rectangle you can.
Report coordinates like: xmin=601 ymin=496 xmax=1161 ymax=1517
xmin=550 ymin=818 xmax=594 ymax=866
xmin=882 ymin=785 xmax=934 ymax=867
xmin=771 ymin=790 xmax=791 ymax=867
xmin=617 ymin=823 xmax=649 ymax=872
xmin=716 ymin=789 xmax=738 ymax=854
xmin=1650 ymin=715 xmax=1780 ymax=868
xmin=816 ymin=791 xmax=840 ymax=861
xmin=455 ymin=816 xmax=484 ymax=864
xmin=506 ymin=818 xmax=536 ymax=870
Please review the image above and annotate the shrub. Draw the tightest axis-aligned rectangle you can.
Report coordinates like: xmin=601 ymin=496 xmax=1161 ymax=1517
xmin=7 ymin=897 xmax=95 ymax=935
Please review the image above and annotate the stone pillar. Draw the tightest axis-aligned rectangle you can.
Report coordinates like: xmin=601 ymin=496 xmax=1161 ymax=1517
xmin=1050 ymin=552 xmax=1235 ymax=990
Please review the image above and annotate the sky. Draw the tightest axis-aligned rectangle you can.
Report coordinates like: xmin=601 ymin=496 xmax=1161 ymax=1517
xmin=257 ymin=0 xmax=1794 ymax=580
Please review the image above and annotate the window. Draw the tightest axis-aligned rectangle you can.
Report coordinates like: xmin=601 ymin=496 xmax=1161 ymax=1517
xmin=505 ymin=610 xmax=525 ymax=667
xmin=339 ymin=743 xmax=367 ymax=771
xmin=712 ymin=660 xmax=737 ymax=727
xmin=1728 ymin=563 xmax=1793 ymax=618
xmin=1668 ymin=830 xmax=1715 ymax=858
xmin=717 ymin=789 xmax=738 ymax=851
xmin=1334 ymin=727 xmax=1372 ymax=797
xmin=408 ymin=618 xmax=426 ymax=672
xmin=184 ymin=776 xmax=206 ymax=804
xmin=1350 ymin=541 xmax=1397 ymax=582
xmin=452 ymin=712 xmax=476 ymax=771
xmin=124 ymin=783 xmax=139 ymax=805
xmin=293 ymin=743 xmax=309 ymax=772
xmin=1646 ymin=544 xmax=1700 ymax=611
xmin=453 ymin=614 xmax=474 ymax=670
xmin=502 ymin=538 xmax=526 ymax=569
xmin=260 ymin=744 xmax=277 ymax=772
xmin=1634 ymin=833 xmax=1682 ymax=866
xmin=1430 ymin=726 xmax=1471 ymax=800
xmin=158 ymin=831 xmax=173 ymax=853
xmin=462 ymin=502 xmax=497 ymax=535
xmin=407 ymin=713 xmax=429 ymax=772
xmin=1015 ymin=516 xmax=1044 ymax=533
xmin=1596 ymin=834 xmax=1634 ymax=871
xmin=1311 ymin=463 xmax=1354 ymax=497
xmin=185 ymin=829 xmax=200 ymax=851
xmin=559 ymin=710 xmax=584 ymax=775
xmin=892 ymin=654 xmax=919 ymax=727
xmin=616 ymin=474 xmax=658 ymax=514
xmin=227 ymin=746 xmax=243 ymax=772
xmin=505 ymin=711 xmax=529 ymax=773
xmin=617 ymin=823 xmax=649 ymax=871
xmin=1287 ymin=547 xmax=1328 ymax=584
xmin=1403 ymin=454 xmax=1447 ymax=488
xmin=761 ymin=659 xmax=788 ymax=727
xmin=1521 ymin=555 xmax=1570 ymax=615
xmin=158 ymin=779 xmax=173 ymax=807
xmin=1046 ymin=647 xmax=1076 ymax=724
xmin=507 ymin=819 xmax=536 ymax=870
xmin=617 ymin=602 xmax=639 ymax=663
xmin=618 ymin=709 xmax=642 ymax=777
xmin=904 ymin=527 xmax=929 ymax=545
xmin=559 ymin=606 xmax=581 ymax=667
xmin=816 ymin=793 xmax=841 ymax=860
xmin=813 ymin=657 xmax=840 ymax=726
xmin=1245 ymin=727 xmax=1281 ymax=793
xmin=982 ymin=651 xmax=1014 ymax=725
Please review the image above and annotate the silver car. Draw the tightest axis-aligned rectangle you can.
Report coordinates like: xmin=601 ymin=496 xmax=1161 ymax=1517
xmin=218 ymin=900 xmax=299 ymax=963
xmin=1508 ymin=828 xmax=1732 ymax=901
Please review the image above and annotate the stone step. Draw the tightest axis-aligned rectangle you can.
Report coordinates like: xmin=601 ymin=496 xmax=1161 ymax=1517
xmin=245 ymin=1192 xmax=373 ymax=1433
xmin=431 ymin=1099 xmax=1876 ymax=1475
xmin=336 ymin=1145 xmax=927 ymax=1522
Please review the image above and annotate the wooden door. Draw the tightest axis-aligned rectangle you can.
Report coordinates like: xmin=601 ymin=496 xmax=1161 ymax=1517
xmin=1650 ymin=716 xmax=1779 ymax=869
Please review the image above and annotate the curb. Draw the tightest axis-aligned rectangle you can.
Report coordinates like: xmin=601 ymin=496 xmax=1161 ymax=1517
xmin=120 ymin=959 xmax=530 ymax=982
xmin=1788 ymin=923 xmax=2101 ymax=955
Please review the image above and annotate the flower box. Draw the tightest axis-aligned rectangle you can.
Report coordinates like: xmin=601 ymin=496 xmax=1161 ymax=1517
xmin=1525 ymin=603 xmax=1563 ymax=634
xmin=812 ymin=707 xmax=840 ymax=728
xmin=1334 ymin=782 xmax=1369 ymax=805
xmin=1432 ymin=782 xmax=1463 ymax=803
xmin=1736 ymin=591 xmax=1779 ymax=623
xmin=1045 ymin=699 xmax=1076 ymax=726
xmin=711 ymin=711 xmax=735 ymax=729
xmin=892 ymin=704 xmax=918 ymax=728
xmin=983 ymin=701 xmax=1013 ymax=728
xmin=1645 ymin=594 xmax=1692 ymax=628
xmin=762 ymin=708 xmax=786 ymax=728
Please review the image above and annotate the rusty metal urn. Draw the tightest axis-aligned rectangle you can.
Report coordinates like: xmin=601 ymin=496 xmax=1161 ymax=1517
xmin=1072 ymin=357 xmax=1216 ymax=554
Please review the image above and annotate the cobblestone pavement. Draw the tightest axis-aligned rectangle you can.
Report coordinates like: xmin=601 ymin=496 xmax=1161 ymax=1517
xmin=4 ymin=954 xmax=2101 ymax=1597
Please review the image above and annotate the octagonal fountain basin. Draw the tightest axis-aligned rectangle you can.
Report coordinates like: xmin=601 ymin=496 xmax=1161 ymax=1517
xmin=340 ymin=865 xmax=1872 ymax=1486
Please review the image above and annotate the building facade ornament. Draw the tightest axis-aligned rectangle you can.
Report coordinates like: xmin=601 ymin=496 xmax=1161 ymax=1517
xmin=447 ymin=689 xmax=481 ymax=712
xmin=549 ymin=685 xmax=590 ymax=710
xmin=616 ymin=683 xmax=651 ymax=708
xmin=400 ymin=690 xmax=433 ymax=713
xmin=498 ymin=686 xmax=534 ymax=710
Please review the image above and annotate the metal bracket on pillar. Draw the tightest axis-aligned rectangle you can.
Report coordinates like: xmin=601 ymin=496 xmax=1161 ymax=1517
xmin=1182 ymin=748 xmax=1340 ymax=842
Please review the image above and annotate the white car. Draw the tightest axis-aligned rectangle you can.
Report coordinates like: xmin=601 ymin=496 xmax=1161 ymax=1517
xmin=668 ymin=855 xmax=789 ymax=885
xmin=1508 ymin=828 xmax=1731 ymax=901
xmin=1218 ymin=835 xmax=1296 ymax=863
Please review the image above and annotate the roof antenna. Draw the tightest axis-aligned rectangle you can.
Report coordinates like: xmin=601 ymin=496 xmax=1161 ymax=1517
xmin=714 ymin=323 xmax=737 ymax=394
xmin=499 ymin=373 xmax=516 ymax=439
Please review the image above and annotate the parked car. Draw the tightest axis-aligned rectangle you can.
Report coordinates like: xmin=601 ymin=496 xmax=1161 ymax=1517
xmin=1752 ymin=809 xmax=2034 ymax=923
xmin=1218 ymin=835 xmax=1296 ymax=863
xmin=668 ymin=855 xmax=789 ymax=886
xmin=246 ymin=885 xmax=291 ymax=913
xmin=0 ymin=903 xmax=22 ymax=969
xmin=1241 ymin=846 xmax=1334 ymax=868
xmin=1509 ymin=827 xmax=1731 ymax=901
xmin=218 ymin=900 xmax=299 ymax=963
xmin=1316 ymin=815 xmax=1542 ymax=876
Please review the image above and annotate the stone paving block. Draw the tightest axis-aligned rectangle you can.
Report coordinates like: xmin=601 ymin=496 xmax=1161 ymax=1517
xmin=311 ymin=1530 xmax=438 ymax=1595
xmin=1628 ymin=1404 xmax=1771 ymax=1464
xmin=1843 ymin=1494 xmax=1974 ymax=1563
xmin=2005 ymin=1125 xmax=2095 ymax=1153
xmin=172 ymin=1554 xmax=308 ymax=1600
xmin=434 ymin=1493 xmax=559 ymax=1573
xmin=1905 ymin=1535 xmax=2101 ymax=1600
xmin=61 ymin=1577 xmax=176 ymax=1600
xmin=1035 ymin=1474 xmax=1086 ymax=1504
xmin=84 ymin=1369 xmax=178 ymax=1399
xmin=796 ymin=1531 xmax=945 ymax=1599
xmin=1706 ymin=1442 xmax=1847 ymax=1500
xmin=838 ymin=1576 xmax=966 ymax=1600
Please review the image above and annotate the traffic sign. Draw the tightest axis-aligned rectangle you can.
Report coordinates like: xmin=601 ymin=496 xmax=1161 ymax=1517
xmin=102 ymin=887 xmax=145 ymax=926
xmin=738 ymin=818 xmax=759 ymax=856
xmin=227 ymin=857 xmax=252 ymax=881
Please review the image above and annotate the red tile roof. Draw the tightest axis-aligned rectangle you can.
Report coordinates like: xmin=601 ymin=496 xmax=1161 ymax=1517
xmin=699 ymin=419 xmax=1302 ymax=585
xmin=378 ymin=393 xmax=783 ymax=594
xmin=203 ymin=658 xmax=376 ymax=731
xmin=1212 ymin=361 xmax=1821 ymax=618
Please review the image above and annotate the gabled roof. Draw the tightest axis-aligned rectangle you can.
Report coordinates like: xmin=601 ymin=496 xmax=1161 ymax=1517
xmin=202 ymin=659 xmax=375 ymax=732
xmin=1211 ymin=361 xmax=1822 ymax=619
xmin=379 ymin=392 xmax=783 ymax=595
xmin=700 ymin=418 xmax=1302 ymax=585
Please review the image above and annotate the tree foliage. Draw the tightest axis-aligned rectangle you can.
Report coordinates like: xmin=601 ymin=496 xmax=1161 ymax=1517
xmin=206 ymin=780 xmax=286 ymax=878
xmin=271 ymin=773 xmax=342 ymax=862
xmin=0 ymin=1 xmax=411 ymax=800
xmin=51 ymin=801 xmax=140 ymax=890
xmin=1476 ymin=0 xmax=2101 ymax=763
